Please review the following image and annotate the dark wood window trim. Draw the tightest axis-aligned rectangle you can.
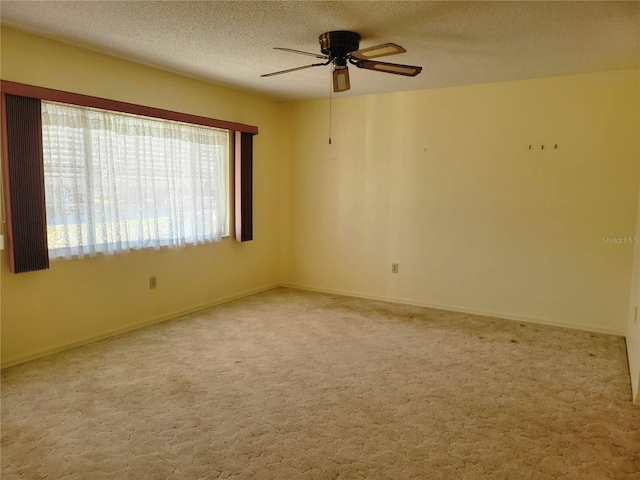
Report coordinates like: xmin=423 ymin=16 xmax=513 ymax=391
xmin=1 ymin=81 xmax=257 ymax=272
xmin=0 ymin=80 xmax=258 ymax=135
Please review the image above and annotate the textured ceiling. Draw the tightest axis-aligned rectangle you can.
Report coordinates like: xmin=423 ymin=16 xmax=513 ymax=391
xmin=1 ymin=1 xmax=639 ymax=101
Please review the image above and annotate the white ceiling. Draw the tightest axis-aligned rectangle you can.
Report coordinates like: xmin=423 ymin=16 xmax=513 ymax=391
xmin=1 ymin=1 xmax=639 ymax=101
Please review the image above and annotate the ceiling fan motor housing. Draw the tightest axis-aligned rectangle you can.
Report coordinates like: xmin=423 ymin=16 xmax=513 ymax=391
xmin=262 ymin=30 xmax=421 ymax=92
xmin=319 ymin=31 xmax=361 ymax=59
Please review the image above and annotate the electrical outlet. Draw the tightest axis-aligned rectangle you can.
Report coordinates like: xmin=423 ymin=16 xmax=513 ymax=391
xmin=392 ymin=263 xmax=399 ymax=274
xmin=150 ymin=276 xmax=157 ymax=289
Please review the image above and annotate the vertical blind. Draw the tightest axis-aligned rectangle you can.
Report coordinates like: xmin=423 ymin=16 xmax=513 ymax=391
xmin=3 ymin=95 xmax=49 ymax=273
xmin=235 ymin=131 xmax=253 ymax=242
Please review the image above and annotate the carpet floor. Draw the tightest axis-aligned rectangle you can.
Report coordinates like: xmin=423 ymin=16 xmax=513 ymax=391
xmin=2 ymin=287 xmax=639 ymax=479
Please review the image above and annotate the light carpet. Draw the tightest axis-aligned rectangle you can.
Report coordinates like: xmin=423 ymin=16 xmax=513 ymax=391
xmin=2 ymin=287 xmax=639 ymax=479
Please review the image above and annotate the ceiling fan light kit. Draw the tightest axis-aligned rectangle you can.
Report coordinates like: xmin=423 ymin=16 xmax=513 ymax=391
xmin=262 ymin=30 xmax=423 ymax=93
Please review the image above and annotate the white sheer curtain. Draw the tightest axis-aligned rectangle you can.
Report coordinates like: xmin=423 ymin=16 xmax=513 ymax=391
xmin=41 ymin=101 xmax=228 ymax=260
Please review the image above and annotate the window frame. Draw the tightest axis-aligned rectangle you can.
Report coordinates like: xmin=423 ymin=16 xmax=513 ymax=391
xmin=1 ymin=80 xmax=257 ymax=273
xmin=1 ymin=81 xmax=258 ymax=134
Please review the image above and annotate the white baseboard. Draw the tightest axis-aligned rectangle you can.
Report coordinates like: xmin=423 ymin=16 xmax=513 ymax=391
xmin=4 ymin=281 xmax=625 ymax=370
xmin=279 ymin=282 xmax=626 ymax=337
xmin=1 ymin=283 xmax=280 ymax=369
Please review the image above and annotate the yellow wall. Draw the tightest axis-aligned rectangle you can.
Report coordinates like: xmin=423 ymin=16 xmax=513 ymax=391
xmin=2 ymin=27 xmax=639 ymax=378
xmin=627 ymin=168 xmax=640 ymax=405
xmin=627 ymin=72 xmax=640 ymax=405
xmin=0 ymin=28 xmax=283 ymax=366
xmin=281 ymin=69 xmax=640 ymax=336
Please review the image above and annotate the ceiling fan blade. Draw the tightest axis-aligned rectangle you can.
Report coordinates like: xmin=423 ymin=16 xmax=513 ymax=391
xmin=274 ymin=47 xmax=329 ymax=60
xmin=261 ymin=63 xmax=324 ymax=78
xmin=350 ymin=43 xmax=406 ymax=60
xmin=333 ymin=67 xmax=350 ymax=93
xmin=355 ymin=59 xmax=422 ymax=77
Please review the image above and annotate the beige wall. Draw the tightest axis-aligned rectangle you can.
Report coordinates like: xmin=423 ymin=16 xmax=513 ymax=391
xmin=2 ymin=27 xmax=639 ymax=384
xmin=627 ymin=72 xmax=640 ymax=405
xmin=281 ymin=69 xmax=640 ymax=336
xmin=0 ymin=28 xmax=283 ymax=367
xmin=627 ymin=171 xmax=640 ymax=405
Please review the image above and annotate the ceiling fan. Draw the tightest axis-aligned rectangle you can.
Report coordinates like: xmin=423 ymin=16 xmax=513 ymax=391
xmin=261 ymin=31 xmax=423 ymax=93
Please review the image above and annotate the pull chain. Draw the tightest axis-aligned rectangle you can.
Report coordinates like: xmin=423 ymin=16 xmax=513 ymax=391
xmin=329 ymin=74 xmax=332 ymax=145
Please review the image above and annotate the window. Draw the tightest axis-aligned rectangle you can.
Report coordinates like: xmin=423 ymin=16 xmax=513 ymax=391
xmin=42 ymin=101 xmax=229 ymax=259
xmin=1 ymin=81 xmax=256 ymax=273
